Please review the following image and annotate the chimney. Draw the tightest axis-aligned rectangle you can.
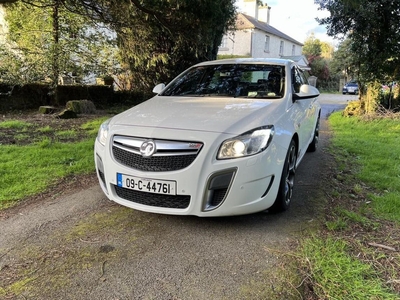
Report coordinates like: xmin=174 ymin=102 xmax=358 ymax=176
xmin=242 ymin=0 xmax=258 ymax=19
xmin=257 ymin=3 xmax=271 ymax=24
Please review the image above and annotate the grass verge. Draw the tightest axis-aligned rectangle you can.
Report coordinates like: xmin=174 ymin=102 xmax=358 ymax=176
xmin=297 ymin=112 xmax=400 ymax=298
xmin=0 ymin=116 xmax=109 ymax=208
xmin=328 ymin=112 xmax=400 ymax=222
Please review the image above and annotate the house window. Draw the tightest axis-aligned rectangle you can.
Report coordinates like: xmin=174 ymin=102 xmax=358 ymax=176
xmin=264 ymin=35 xmax=270 ymax=52
xmin=220 ymin=36 xmax=227 ymax=49
xmin=279 ymin=41 xmax=284 ymax=55
xmin=292 ymin=45 xmax=296 ymax=55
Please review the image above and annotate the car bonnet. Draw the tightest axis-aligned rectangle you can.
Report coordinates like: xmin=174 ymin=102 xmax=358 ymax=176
xmin=111 ymin=95 xmax=280 ymax=135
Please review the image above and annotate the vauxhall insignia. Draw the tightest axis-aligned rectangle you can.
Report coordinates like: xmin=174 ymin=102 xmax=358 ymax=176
xmin=140 ymin=140 xmax=156 ymax=157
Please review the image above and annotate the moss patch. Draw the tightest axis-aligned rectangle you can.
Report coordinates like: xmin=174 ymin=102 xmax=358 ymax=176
xmin=0 ymin=206 xmax=151 ymax=298
xmin=239 ymin=251 xmax=303 ymax=299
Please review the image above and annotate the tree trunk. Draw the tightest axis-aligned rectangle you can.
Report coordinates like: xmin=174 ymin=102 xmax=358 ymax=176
xmin=51 ymin=0 xmax=60 ymax=103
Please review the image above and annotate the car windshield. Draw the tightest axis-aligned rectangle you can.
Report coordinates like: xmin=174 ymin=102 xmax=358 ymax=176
xmin=161 ymin=64 xmax=285 ymax=99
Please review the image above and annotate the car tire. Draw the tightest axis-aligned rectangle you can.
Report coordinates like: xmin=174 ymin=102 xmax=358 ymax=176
xmin=270 ymin=140 xmax=297 ymax=213
xmin=307 ymin=116 xmax=319 ymax=152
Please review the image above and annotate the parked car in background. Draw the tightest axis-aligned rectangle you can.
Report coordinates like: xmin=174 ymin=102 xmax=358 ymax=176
xmin=95 ymin=58 xmax=321 ymax=216
xmin=342 ymin=81 xmax=359 ymax=94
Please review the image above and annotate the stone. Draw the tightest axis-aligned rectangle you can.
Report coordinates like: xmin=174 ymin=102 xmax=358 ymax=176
xmin=38 ymin=106 xmax=56 ymax=114
xmin=57 ymin=109 xmax=77 ymax=119
xmin=65 ymin=100 xmax=96 ymax=114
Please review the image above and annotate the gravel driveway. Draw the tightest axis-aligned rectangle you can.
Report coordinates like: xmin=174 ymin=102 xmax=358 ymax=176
xmin=0 ymin=94 xmax=357 ymax=300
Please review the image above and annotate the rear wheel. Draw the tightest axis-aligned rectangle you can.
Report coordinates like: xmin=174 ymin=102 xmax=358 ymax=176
xmin=270 ymin=140 xmax=297 ymax=212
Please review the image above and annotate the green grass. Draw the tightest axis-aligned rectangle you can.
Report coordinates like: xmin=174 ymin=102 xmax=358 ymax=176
xmin=14 ymin=133 xmax=30 ymax=141
xmin=325 ymin=207 xmax=379 ymax=232
xmin=0 ymin=120 xmax=32 ymax=129
xmin=55 ymin=130 xmax=77 ymax=138
xmin=297 ymin=112 xmax=400 ymax=298
xmin=0 ymin=117 xmax=107 ymax=207
xmin=0 ymin=139 xmax=95 ymax=203
xmin=37 ymin=125 xmax=54 ymax=133
xmin=301 ymin=236 xmax=397 ymax=299
xmin=329 ymin=113 xmax=400 ymax=222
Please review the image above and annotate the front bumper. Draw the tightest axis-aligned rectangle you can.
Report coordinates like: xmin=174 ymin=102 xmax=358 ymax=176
xmin=94 ymin=127 xmax=285 ymax=217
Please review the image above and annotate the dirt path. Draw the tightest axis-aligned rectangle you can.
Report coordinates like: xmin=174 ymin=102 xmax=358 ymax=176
xmin=0 ymin=94 xmax=357 ymax=300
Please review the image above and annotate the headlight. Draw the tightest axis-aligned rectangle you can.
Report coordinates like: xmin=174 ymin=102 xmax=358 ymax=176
xmin=217 ymin=126 xmax=274 ymax=159
xmin=97 ymin=118 xmax=111 ymax=146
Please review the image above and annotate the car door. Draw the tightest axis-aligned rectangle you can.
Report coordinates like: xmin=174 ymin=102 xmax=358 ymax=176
xmin=291 ymin=66 xmax=315 ymax=156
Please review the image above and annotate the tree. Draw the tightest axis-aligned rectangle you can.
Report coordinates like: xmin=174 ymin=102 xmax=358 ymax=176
xmin=66 ymin=0 xmax=237 ymax=90
xmin=329 ymin=38 xmax=357 ymax=82
xmin=302 ymin=33 xmax=322 ymax=57
xmin=0 ymin=0 xmax=119 ymax=85
xmin=302 ymin=34 xmax=330 ymax=87
xmin=1 ymin=0 xmax=237 ymax=92
xmin=320 ymin=41 xmax=334 ymax=59
xmin=316 ymin=0 xmax=400 ymax=84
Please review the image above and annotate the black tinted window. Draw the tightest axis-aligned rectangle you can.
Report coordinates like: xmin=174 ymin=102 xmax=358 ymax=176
xmin=161 ymin=64 xmax=285 ymax=98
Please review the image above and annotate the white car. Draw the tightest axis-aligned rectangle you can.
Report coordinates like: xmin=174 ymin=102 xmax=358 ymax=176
xmin=95 ymin=58 xmax=320 ymax=216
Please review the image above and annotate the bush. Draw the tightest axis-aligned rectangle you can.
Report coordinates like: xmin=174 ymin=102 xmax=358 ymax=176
xmin=0 ymin=83 xmax=151 ymax=112
xmin=343 ymin=100 xmax=364 ymax=116
xmin=364 ymin=81 xmax=381 ymax=114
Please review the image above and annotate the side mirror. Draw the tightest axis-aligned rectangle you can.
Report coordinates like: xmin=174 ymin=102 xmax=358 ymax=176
xmin=152 ymin=83 xmax=166 ymax=94
xmin=293 ymin=84 xmax=320 ymax=101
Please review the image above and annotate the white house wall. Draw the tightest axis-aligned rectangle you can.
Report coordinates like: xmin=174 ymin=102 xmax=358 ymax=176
xmin=219 ymin=31 xmax=252 ymax=56
xmin=219 ymin=29 xmax=302 ymax=58
xmin=252 ymin=29 xmax=302 ymax=57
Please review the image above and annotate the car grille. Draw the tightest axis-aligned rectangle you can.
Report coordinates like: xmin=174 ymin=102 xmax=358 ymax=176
xmin=210 ymin=188 xmax=228 ymax=207
xmin=114 ymin=185 xmax=190 ymax=209
xmin=113 ymin=147 xmax=197 ymax=172
xmin=112 ymin=136 xmax=203 ymax=172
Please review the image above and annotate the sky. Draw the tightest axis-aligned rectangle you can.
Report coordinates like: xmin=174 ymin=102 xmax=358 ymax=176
xmin=235 ymin=0 xmax=337 ymax=46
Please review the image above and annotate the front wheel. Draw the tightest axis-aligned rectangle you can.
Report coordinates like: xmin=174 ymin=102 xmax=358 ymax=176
xmin=270 ymin=140 xmax=297 ymax=213
xmin=307 ymin=116 xmax=320 ymax=152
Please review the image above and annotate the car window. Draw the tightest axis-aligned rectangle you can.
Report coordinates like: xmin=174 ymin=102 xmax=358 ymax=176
xmin=161 ymin=64 xmax=285 ymax=99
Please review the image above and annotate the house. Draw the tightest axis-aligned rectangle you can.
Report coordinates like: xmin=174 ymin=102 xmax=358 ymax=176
xmin=219 ymin=1 xmax=310 ymax=70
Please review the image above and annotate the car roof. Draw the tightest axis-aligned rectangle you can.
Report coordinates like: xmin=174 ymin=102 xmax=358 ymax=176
xmin=194 ymin=58 xmax=293 ymax=67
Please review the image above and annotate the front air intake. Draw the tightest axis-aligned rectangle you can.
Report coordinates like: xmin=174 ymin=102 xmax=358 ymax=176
xmin=202 ymin=168 xmax=237 ymax=211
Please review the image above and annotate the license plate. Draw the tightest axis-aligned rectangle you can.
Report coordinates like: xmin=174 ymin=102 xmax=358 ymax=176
xmin=117 ymin=173 xmax=176 ymax=195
